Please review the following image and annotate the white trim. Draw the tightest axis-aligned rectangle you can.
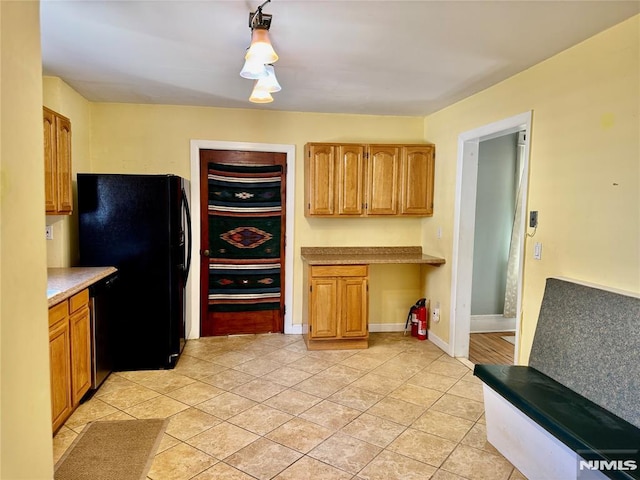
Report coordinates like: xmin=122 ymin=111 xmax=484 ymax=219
xmin=187 ymin=140 xmax=296 ymax=339
xmin=470 ymin=315 xmax=516 ymax=333
xmin=426 ymin=329 xmax=450 ymax=355
xmin=450 ymin=111 xmax=532 ymax=363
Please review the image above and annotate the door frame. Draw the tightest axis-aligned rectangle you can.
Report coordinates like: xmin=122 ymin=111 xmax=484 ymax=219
xmin=449 ymin=111 xmax=532 ymax=363
xmin=188 ymin=140 xmax=296 ymax=339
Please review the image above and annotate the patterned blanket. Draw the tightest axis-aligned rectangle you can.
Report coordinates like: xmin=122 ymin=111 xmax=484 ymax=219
xmin=207 ymin=163 xmax=282 ymax=312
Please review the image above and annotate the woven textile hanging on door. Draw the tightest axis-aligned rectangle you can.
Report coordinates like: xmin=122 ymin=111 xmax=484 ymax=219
xmin=208 ymin=162 xmax=282 ymax=312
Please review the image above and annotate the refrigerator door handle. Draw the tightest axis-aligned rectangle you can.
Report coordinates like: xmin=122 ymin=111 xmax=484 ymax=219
xmin=182 ymin=187 xmax=192 ymax=282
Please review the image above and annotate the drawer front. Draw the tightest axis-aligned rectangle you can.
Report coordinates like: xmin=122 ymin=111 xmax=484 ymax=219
xmin=310 ymin=265 xmax=368 ymax=277
xmin=69 ymin=289 xmax=89 ymax=313
xmin=49 ymin=300 xmax=68 ymax=327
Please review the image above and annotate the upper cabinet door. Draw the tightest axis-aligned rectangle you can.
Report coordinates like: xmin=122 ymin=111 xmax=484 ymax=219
xmin=56 ymin=115 xmax=73 ymax=214
xmin=44 ymin=107 xmax=73 ymax=215
xmin=337 ymin=145 xmax=365 ymax=216
xmin=305 ymin=144 xmax=335 ymax=216
xmin=366 ymin=145 xmax=399 ymax=215
xmin=44 ymin=108 xmax=58 ymax=213
xmin=401 ymin=145 xmax=435 ymax=216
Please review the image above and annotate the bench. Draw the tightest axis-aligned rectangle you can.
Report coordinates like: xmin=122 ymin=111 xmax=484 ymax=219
xmin=474 ymin=278 xmax=640 ymax=480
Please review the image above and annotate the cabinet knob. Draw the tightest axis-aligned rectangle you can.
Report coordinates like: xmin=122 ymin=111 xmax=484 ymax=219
xmin=202 ymin=250 xmax=211 ymax=257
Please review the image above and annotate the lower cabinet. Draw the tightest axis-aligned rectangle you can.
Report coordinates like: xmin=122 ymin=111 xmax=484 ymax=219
xmin=49 ymin=289 xmax=91 ymax=432
xmin=303 ymin=265 xmax=368 ymax=350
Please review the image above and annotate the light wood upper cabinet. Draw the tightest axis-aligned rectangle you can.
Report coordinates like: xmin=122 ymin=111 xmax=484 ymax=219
xmin=305 ymin=143 xmax=335 ymax=216
xmin=305 ymin=142 xmax=434 ymax=217
xmin=367 ymin=145 xmax=399 ymax=215
xmin=44 ymin=106 xmax=72 ymax=215
xmin=401 ymin=145 xmax=435 ymax=216
xmin=336 ymin=144 xmax=365 ymax=216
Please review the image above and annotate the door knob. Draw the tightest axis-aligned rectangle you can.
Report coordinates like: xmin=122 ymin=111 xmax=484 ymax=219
xmin=202 ymin=250 xmax=211 ymax=257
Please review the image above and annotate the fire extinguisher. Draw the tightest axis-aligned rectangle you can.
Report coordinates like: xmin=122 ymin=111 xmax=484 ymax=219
xmin=405 ymin=298 xmax=428 ymax=340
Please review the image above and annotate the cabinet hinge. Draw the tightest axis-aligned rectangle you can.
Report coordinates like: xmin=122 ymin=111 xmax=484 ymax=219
xmin=309 ymin=325 xmax=312 ymax=332
xmin=310 ymin=285 xmax=313 ymax=292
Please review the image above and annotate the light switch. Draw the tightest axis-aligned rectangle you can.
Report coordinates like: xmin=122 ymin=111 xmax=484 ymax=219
xmin=45 ymin=225 xmax=53 ymax=240
xmin=534 ymin=242 xmax=542 ymax=260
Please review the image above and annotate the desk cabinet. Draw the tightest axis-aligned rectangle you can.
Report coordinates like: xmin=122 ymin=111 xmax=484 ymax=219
xmin=49 ymin=289 xmax=91 ymax=432
xmin=303 ymin=265 xmax=368 ymax=350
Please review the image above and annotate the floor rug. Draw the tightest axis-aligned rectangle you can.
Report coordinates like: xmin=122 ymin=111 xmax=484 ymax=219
xmin=501 ymin=335 xmax=516 ymax=345
xmin=54 ymin=418 xmax=168 ymax=480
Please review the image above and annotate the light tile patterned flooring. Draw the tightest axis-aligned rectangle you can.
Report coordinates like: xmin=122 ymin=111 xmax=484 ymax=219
xmin=54 ymin=333 xmax=526 ymax=480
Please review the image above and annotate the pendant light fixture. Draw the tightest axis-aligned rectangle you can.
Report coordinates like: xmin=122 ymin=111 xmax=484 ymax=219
xmin=240 ymin=0 xmax=281 ymax=103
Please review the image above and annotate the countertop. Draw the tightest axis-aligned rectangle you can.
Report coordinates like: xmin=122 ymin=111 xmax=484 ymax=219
xmin=48 ymin=266 xmax=118 ymax=307
xmin=300 ymin=246 xmax=445 ymax=266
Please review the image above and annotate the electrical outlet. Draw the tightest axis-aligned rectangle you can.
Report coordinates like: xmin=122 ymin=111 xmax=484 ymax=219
xmin=45 ymin=225 xmax=53 ymax=240
xmin=431 ymin=302 xmax=440 ymax=323
xmin=529 ymin=211 xmax=538 ymax=228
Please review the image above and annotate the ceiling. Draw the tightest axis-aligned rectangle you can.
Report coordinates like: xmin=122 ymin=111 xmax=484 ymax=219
xmin=40 ymin=1 xmax=639 ymax=117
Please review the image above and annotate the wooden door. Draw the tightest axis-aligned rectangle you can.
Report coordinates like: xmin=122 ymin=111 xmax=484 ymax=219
xmin=367 ymin=145 xmax=399 ymax=215
xmin=70 ymin=305 xmax=91 ymax=405
xmin=401 ymin=146 xmax=434 ymax=215
xmin=305 ymin=144 xmax=335 ymax=216
xmin=49 ymin=318 xmax=71 ymax=432
xmin=44 ymin=107 xmax=57 ymax=213
xmin=199 ymin=150 xmax=286 ymax=336
xmin=340 ymin=277 xmax=368 ymax=337
xmin=56 ymin=115 xmax=73 ymax=214
xmin=337 ymin=145 xmax=365 ymax=216
xmin=309 ymin=277 xmax=339 ymax=339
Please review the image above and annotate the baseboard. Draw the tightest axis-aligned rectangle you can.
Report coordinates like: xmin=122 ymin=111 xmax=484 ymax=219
xmin=285 ymin=323 xmax=303 ymax=335
xmin=427 ymin=329 xmax=450 ymax=355
xmin=470 ymin=315 xmax=516 ymax=333
xmin=368 ymin=322 xmax=406 ymax=333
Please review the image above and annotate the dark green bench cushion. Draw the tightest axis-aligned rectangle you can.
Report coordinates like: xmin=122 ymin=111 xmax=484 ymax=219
xmin=474 ymin=364 xmax=640 ymax=480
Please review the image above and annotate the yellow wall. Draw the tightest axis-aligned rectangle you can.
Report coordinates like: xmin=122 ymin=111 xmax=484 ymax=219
xmin=43 ymin=76 xmax=93 ymax=268
xmin=90 ymin=103 xmax=426 ymax=326
xmin=422 ymin=15 xmax=640 ymax=363
xmin=0 ymin=1 xmax=55 ymax=478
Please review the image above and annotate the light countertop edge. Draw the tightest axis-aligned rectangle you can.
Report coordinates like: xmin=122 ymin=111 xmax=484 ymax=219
xmin=47 ymin=266 xmax=118 ymax=307
xmin=300 ymin=246 xmax=446 ymax=266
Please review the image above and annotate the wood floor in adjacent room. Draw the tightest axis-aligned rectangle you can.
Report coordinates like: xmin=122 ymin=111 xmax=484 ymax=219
xmin=469 ymin=332 xmax=515 ymax=365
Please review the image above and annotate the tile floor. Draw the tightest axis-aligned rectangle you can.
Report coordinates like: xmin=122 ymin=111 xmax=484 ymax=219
xmin=53 ymin=333 xmax=526 ymax=480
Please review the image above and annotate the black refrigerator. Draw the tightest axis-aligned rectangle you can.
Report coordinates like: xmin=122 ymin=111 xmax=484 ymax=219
xmin=77 ymin=173 xmax=192 ymax=371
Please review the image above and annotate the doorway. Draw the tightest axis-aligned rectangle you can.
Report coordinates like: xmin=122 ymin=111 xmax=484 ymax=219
xmin=199 ymin=150 xmax=286 ymax=336
xmin=449 ymin=111 xmax=532 ymax=363
xmin=187 ymin=140 xmax=296 ymax=340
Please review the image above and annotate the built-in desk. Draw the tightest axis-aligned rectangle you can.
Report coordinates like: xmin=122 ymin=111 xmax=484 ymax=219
xmin=301 ymin=246 xmax=446 ymax=266
xmin=301 ymin=247 xmax=445 ymax=350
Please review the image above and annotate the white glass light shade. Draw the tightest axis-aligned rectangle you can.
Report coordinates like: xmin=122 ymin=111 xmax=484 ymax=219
xmin=240 ymin=57 xmax=268 ymax=79
xmin=254 ymin=65 xmax=281 ymax=93
xmin=245 ymin=28 xmax=278 ymax=64
xmin=249 ymin=84 xmax=274 ymax=103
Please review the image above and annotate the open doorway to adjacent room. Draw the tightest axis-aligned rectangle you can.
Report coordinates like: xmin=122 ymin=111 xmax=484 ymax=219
xmin=450 ymin=111 xmax=532 ymax=364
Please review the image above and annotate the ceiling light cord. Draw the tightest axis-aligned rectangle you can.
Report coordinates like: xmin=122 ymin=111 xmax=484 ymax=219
xmin=250 ymin=0 xmax=272 ymax=30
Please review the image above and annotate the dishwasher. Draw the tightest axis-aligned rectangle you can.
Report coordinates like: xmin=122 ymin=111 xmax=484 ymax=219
xmin=88 ymin=272 xmax=119 ymax=392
